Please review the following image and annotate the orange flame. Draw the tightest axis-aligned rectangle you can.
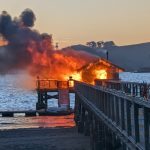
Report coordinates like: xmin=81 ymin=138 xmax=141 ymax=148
xmin=95 ymin=69 xmax=107 ymax=79
xmin=64 ymin=72 xmax=82 ymax=81
xmin=25 ymin=38 xmax=116 ymax=85
xmin=0 ymin=39 xmax=8 ymax=46
xmin=26 ymin=38 xmax=97 ymax=82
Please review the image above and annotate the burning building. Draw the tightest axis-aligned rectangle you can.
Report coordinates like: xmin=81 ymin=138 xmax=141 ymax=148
xmin=71 ymin=58 xmax=124 ymax=84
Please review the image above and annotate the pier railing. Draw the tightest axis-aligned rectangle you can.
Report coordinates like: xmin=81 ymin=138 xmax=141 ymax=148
xmin=36 ymin=79 xmax=69 ymax=90
xmin=36 ymin=79 xmax=75 ymax=91
xmin=95 ymin=79 xmax=150 ymax=99
xmin=74 ymin=81 xmax=150 ymax=150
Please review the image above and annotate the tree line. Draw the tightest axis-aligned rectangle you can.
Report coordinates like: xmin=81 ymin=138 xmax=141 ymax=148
xmin=86 ymin=41 xmax=116 ymax=48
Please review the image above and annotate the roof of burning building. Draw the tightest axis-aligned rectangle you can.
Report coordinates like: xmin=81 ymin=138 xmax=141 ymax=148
xmin=78 ymin=58 xmax=124 ymax=72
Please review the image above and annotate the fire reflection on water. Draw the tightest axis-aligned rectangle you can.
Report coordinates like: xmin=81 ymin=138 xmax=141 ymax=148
xmin=0 ymin=114 xmax=75 ymax=130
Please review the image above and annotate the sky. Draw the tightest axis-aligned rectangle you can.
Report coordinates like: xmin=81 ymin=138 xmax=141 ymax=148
xmin=0 ymin=0 xmax=150 ymax=48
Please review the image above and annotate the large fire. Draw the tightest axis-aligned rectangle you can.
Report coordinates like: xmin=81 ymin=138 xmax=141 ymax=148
xmin=26 ymin=37 xmax=112 ymax=84
xmin=26 ymin=36 xmax=100 ymax=83
xmin=27 ymin=39 xmax=111 ymax=84
xmin=0 ymin=9 xmax=123 ymax=84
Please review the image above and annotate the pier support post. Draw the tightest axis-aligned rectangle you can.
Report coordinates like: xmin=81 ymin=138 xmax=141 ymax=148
xmin=77 ymin=105 xmax=85 ymax=133
xmin=36 ymin=90 xmax=47 ymax=110
xmin=83 ymin=110 xmax=91 ymax=136
xmin=74 ymin=94 xmax=80 ymax=125
xmin=133 ymin=104 xmax=139 ymax=143
xmin=113 ymin=136 xmax=122 ymax=150
xmin=126 ymin=101 xmax=132 ymax=136
xmin=90 ymin=117 xmax=106 ymax=150
xmin=143 ymin=107 xmax=149 ymax=150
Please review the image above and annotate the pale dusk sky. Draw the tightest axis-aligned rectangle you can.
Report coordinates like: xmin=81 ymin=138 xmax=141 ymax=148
xmin=0 ymin=0 xmax=150 ymax=48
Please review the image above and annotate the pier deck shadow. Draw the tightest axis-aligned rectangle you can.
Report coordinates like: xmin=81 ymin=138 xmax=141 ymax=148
xmin=0 ymin=127 xmax=90 ymax=150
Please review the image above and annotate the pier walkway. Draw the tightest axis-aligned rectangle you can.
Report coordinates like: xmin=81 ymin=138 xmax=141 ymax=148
xmin=74 ymin=81 xmax=150 ymax=150
xmin=0 ymin=127 xmax=90 ymax=150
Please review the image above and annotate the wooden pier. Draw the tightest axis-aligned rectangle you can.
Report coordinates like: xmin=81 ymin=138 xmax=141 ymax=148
xmin=1 ymin=78 xmax=150 ymax=150
xmin=0 ymin=79 xmax=74 ymax=117
xmin=36 ymin=79 xmax=74 ymax=114
xmin=74 ymin=81 xmax=150 ymax=150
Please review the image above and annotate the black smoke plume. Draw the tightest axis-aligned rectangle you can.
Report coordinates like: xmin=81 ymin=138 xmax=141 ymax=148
xmin=0 ymin=8 xmax=97 ymax=81
xmin=0 ymin=8 xmax=52 ymax=73
xmin=20 ymin=8 xmax=36 ymax=27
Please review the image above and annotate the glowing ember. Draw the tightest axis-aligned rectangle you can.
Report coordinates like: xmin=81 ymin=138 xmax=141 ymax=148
xmin=95 ymin=69 xmax=107 ymax=79
xmin=64 ymin=72 xmax=81 ymax=81
xmin=64 ymin=72 xmax=82 ymax=87
xmin=70 ymin=72 xmax=82 ymax=81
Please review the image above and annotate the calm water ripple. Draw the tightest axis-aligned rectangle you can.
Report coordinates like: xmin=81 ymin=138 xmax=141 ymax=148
xmin=0 ymin=72 xmax=150 ymax=129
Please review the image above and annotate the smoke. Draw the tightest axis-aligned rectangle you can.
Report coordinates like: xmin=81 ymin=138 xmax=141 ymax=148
xmin=0 ymin=9 xmax=52 ymax=73
xmin=20 ymin=8 xmax=36 ymax=27
xmin=0 ymin=9 xmax=97 ymax=80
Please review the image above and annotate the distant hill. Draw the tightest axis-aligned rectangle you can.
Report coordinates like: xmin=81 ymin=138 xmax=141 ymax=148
xmin=68 ymin=42 xmax=150 ymax=72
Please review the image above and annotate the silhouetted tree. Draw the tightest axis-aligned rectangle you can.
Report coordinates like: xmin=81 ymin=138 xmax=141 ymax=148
xmin=86 ymin=41 xmax=116 ymax=49
xmin=86 ymin=41 xmax=97 ymax=48
xmin=103 ymin=41 xmax=115 ymax=48
xmin=97 ymin=41 xmax=104 ymax=48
